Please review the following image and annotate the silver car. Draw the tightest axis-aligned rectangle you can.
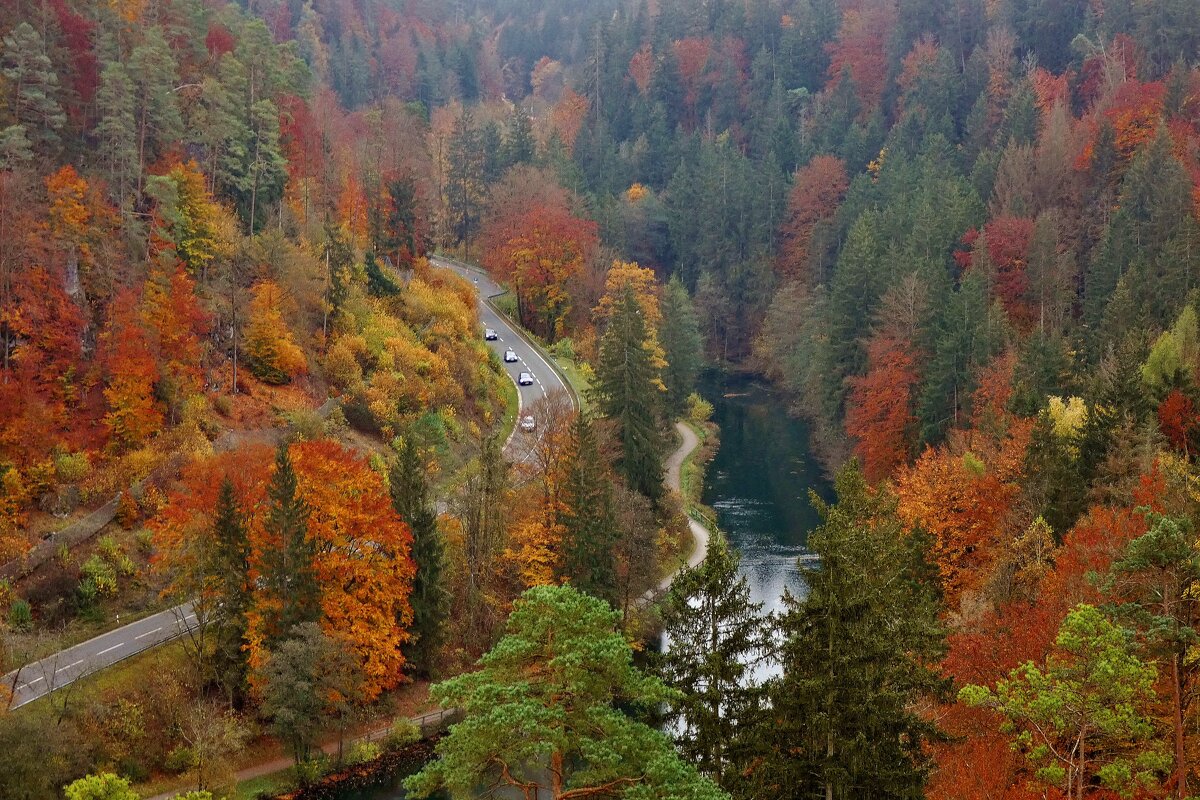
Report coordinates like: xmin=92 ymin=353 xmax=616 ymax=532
xmin=504 ymin=348 xmax=519 ymax=362
xmin=520 ymin=415 xmax=536 ymax=432
xmin=518 ymin=372 xmax=534 ymax=386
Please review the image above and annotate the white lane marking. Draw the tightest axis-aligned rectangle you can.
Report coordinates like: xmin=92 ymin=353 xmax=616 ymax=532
xmin=97 ymin=643 xmax=124 ymax=656
xmin=135 ymin=627 xmax=162 ymax=640
xmin=57 ymin=660 xmax=83 ymax=674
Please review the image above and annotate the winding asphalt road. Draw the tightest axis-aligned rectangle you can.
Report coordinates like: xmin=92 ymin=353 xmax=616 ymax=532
xmin=430 ymin=255 xmax=574 ymax=424
xmin=4 ymin=257 xmax=572 ymax=711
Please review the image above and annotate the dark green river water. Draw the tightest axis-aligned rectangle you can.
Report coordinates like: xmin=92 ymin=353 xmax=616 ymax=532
xmin=699 ymin=371 xmax=833 ymax=613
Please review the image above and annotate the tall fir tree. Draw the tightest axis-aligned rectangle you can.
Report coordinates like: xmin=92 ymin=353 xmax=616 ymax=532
xmin=659 ymin=536 xmax=772 ymax=796
xmin=558 ymin=414 xmax=619 ymax=604
xmin=756 ymin=465 xmax=947 ymax=800
xmin=390 ymin=437 xmax=447 ymax=677
xmin=211 ymin=478 xmax=252 ymax=704
xmin=0 ymin=22 xmax=65 ymax=161
xmin=260 ymin=443 xmax=320 ymax=644
xmin=592 ymin=284 xmax=665 ymax=500
xmin=660 ymin=275 xmax=705 ymax=415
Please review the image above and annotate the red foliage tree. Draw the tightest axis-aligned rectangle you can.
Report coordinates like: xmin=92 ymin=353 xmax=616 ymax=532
xmin=846 ymin=335 xmax=920 ymax=481
xmin=777 ymin=155 xmax=849 ymax=285
xmin=1157 ymin=389 xmax=1196 ymax=456
xmin=824 ymin=0 xmax=897 ymax=116
xmin=973 ymin=217 xmax=1036 ymax=329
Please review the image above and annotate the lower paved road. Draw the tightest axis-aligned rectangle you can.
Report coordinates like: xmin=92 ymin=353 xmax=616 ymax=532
xmin=4 ymin=601 xmax=195 ymax=710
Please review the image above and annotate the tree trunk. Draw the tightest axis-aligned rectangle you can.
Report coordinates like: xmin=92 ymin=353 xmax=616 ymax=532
xmin=1173 ymin=652 xmax=1187 ymax=799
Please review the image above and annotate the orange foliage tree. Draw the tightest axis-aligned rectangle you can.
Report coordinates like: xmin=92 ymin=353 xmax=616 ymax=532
xmin=140 ymin=266 xmax=210 ymax=416
xmin=101 ymin=290 xmax=163 ymax=450
xmin=154 ymin=440 xmax=415 ymax=702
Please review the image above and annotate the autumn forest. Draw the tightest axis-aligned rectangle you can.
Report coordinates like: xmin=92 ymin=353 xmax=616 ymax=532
xmin=1 ymin=0 xmax=1200 ymax=798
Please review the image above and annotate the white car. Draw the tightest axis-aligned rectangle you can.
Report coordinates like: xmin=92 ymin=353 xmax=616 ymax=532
xmin=518 ymin=372 xmax=534 ymax=386
xmin=520 ymin=415 xmax=536 ymax=432
xmin=484 ymin=328 xmax=498 ymax=340
xmin=503 ymin=348 xmax=519 ymax=362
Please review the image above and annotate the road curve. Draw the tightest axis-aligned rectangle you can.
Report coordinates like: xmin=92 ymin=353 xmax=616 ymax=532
xmin=429 ymin=255 xmax=575 ymax=449
xmin=4 ymin=601 xmax=195 ymax=710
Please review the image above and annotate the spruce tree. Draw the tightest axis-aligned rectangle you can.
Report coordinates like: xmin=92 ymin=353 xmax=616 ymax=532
xmin=390 ymin=437 xmax=447 ymax=677
xmin=659 ymin=536 xmax=771 ymax=796
xmin=558 ymin=414 xmax=619 ymax=604
xmin=756 ymin=465 xmax=947 ymax=800
xmin=502 ymin=104 xmax=536 ymax=168
xmin=592 ymin=284 xmax=665 ymax=500
xmin=261 ymin=443 xmax=320 ymax=643
xmin=364 ymin=250 xmax=400 ymax=296
xmin=660 ymin=275 xmax=704 ymax=414
xmin=212 ymin=478 xmax=252 ymax=704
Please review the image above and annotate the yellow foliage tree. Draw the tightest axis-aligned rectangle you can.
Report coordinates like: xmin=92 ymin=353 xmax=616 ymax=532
xmin=245 ymin=281 xmax=307 ymax=385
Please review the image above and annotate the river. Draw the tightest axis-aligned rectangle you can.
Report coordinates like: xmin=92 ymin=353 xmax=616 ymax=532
xmin=699 ymin=371 xmax=833 ymax=615
xmin=333 ymin=372 xmax=829 ymax=799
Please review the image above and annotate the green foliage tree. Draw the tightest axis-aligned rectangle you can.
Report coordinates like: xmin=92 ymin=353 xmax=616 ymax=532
xmin=364 ymin=251 xmax=400 ymax=297
xmin=757 ymin=464 xmax=947 ymax=800
xmin=404 ymin=584 xmax=729 ymax=800
xmin=660 ymin=275 xmax=704 ymax=415
xmin=1141 ymin=304 xmax=1199 ymax=398
xmin=261 ymin=622 xmax=361 ymax=774
xmin=659 ymin=536 xmax=772 ymax=795
xmin=211 ymin=479 xmax=252 ymax=704
xmin=62 ymin=773 xmax=139 ymax=800
xmin=592 ymin=284 xmax=665 ymax=500
xmin=390 ymin=436 xmax=447 ymax=677
xmin=1105 ymin=513 xmax=1200 ymax=799
xmin=961 ymin=605 xmax=1169 ymax=800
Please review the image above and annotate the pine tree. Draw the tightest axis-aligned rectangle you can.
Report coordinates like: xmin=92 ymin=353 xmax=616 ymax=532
xmin=0 ymin=22 xmax=66 ymax=160
xmin=211 ymin=479 xmax=252 ymax=704
xmin=592 ymin=285 xmax=665 ymax=500
xmin=390 ymin=437 xmax=446 ymax=677
xmin=260 ymin=444 xmax=320 ymax=644
xmin=659 ymin=536 xmax=772 ymax=795
xmin=660 ymin=275 xmax=704 ymax=414
xmin=558 ymin=414 xmax=619 ymax=604
xmin=128 ymin=28 xmax=183 ymax=194
xmin=757 ymin=465 xmax=947 ymax=800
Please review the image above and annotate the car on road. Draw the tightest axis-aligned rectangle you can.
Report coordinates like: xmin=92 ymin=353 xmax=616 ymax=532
xmin=485 ymin=328 xmax=498 ymax=340
xmin=518 ymin=371 xmax=534 ymax=386
xmin=520 ymin=415 xmax=536 ymax=432
xmin=504 ymin=348 xmax=519 ymax=362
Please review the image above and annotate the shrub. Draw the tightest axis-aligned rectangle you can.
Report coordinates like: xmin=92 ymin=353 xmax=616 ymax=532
xmin=686 ymin=392 xmax=714 ymax=425
xmin=384 ymin=719 xmax=421 ymax=751
xmin=345 ymin=740 xmax=381 ymax=765
xmin=163 ymin=745 xmax=197 ymax=774
xmin=54 ymin=452 xmax=91 ymax=484
xmin=213 ymin=395 xmax=233 ymax=417
xmin=551 ymin=337 xmax=576 ymax=361
xmin=81 ymin=554 xmax=118 ymax=596
xmin=8 ymin=598 xmax=32 ymax=630
xmin=134 ymin=529 xmax=154 ymax=556
xmin=284 ymin=409 xmax=326 ymax=441
xmin=115 ymin=492 xmax=140 ymax=529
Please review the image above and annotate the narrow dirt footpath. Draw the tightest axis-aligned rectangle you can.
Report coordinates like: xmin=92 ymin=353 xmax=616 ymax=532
xmin=658 ymin=421 xmax=712 ymax=592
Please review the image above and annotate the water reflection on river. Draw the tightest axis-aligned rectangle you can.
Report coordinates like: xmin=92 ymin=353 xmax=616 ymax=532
xmin=699 ymin=371 xmax=833 ymax=616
